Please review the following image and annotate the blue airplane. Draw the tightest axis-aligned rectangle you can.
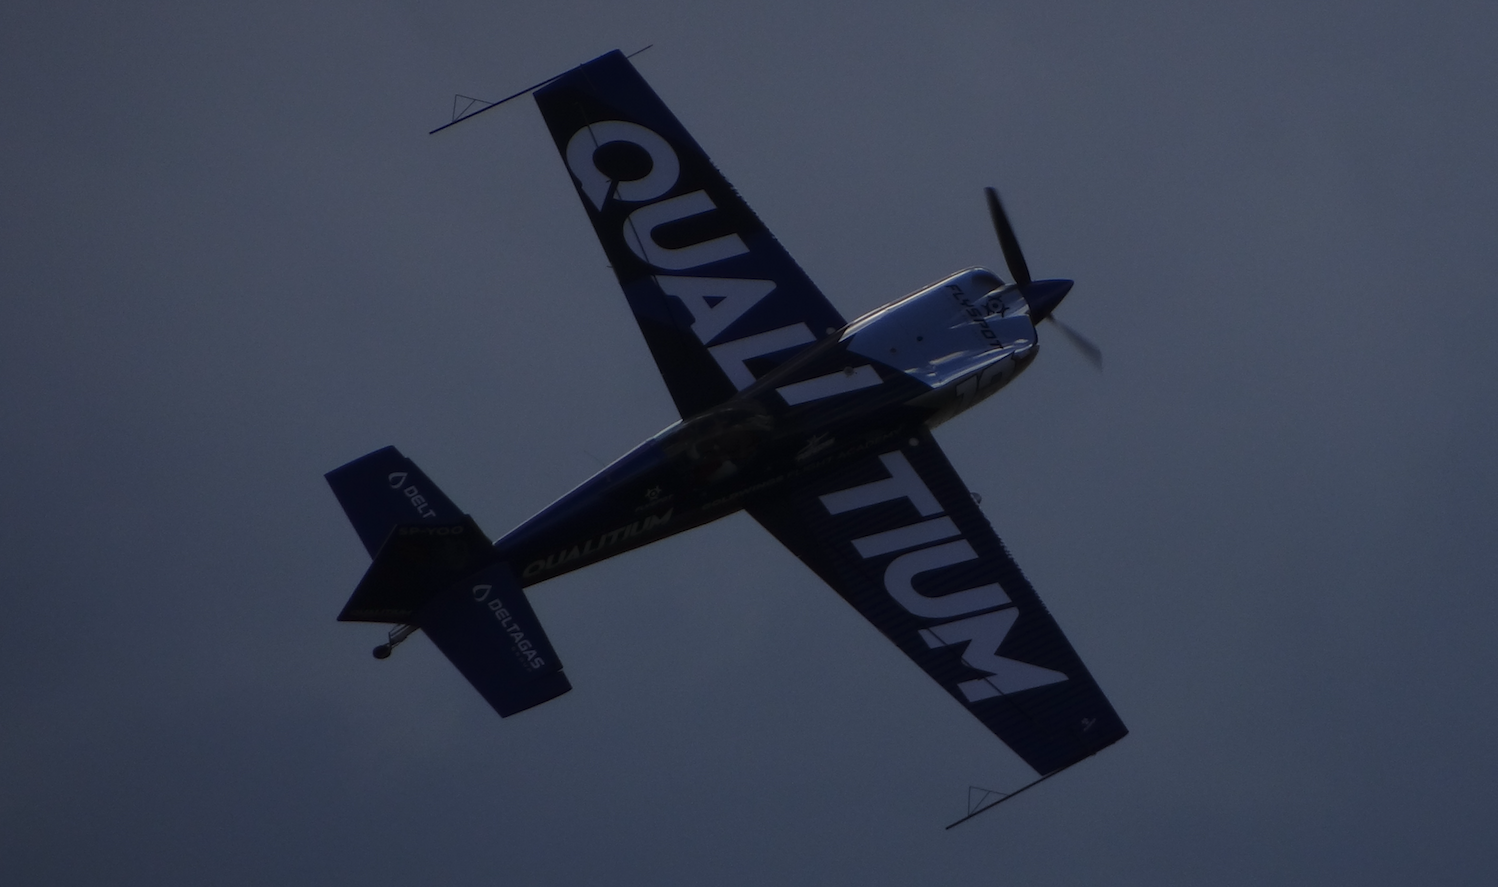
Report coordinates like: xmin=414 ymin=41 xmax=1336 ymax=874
xmin=327 ymin=49 xmax=1125 ymax=816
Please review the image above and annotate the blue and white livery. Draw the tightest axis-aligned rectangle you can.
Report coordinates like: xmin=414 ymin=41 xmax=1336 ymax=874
xmin=325 ymin=50 xmax=1124 ymax=817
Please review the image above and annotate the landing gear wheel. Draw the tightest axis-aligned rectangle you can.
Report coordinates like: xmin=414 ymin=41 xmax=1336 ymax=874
xmin=370 ymin=624 xmax=417 ymax=661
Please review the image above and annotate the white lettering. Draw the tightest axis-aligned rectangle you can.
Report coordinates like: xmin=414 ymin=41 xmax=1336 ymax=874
xmin=851 ymin=516 xmax=960 ymax=558
xmin=919 ymin=609 xmax=1068 ymax=699
xmin=623 ymin=191 xmax=748 ymax=270
xmin=656 ymin=275 xmax=776 ymax=344
xmin=522 ymin=509 xmax=675 ymax=579
xmin=564 ymin=121 xmax=680 ymax=210
xmin=818 ymin=451 xmax=942 ymax=517
xmin=883 ymin=539 xmax=1010 ymax=618
xmin=707 ymin=323 xmax=815 ymax=389
xmin=777 ymin=365 xmax=883 ymax=405
xmin=812 ymin=447 xmax=1069 ymax=693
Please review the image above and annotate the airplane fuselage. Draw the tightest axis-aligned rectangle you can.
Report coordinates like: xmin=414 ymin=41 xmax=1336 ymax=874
xmin=493 ymin=267 xmax=1056 ymax=585
xmin=326 ymin=49 xmax=1125 ymax=792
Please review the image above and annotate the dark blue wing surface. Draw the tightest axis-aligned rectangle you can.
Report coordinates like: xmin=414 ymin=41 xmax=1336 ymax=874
xmin=533 ymin=51 xmax=846 ymax=418
xmin=747 ymin=429 xmax=1126 ymax=775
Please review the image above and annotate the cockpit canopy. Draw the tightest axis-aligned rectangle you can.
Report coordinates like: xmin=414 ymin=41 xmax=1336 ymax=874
xmin=842 ymin=268 xmax=1036 ymax=387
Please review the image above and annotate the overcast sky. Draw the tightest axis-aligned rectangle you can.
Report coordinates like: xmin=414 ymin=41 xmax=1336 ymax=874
xmin=3 ymin=1 xmax=1496 ymax=884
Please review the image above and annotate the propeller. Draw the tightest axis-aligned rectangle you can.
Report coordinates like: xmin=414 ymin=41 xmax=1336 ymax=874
xmin=985 ymin=187 xmax=1031 ymax=287
xmin=983 ymin=187 xmax=1101 ymax=370
xmin=1048 ymin=314 xmax=1103 ymax=371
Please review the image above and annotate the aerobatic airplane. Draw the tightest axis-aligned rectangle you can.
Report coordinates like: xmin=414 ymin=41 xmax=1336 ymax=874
xmin=326 ymin=49 xmax=1126 ymax=821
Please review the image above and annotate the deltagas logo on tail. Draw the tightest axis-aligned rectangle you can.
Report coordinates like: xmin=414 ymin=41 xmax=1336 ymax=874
xmin=387 ymin=470 xmax=437 ymax=519
xmin=470 ymin=583 xmax=547 ymax=671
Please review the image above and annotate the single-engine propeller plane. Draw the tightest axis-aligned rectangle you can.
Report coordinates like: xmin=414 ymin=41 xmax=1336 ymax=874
xmin=327 ymin=49 xmax=1126 ymax=823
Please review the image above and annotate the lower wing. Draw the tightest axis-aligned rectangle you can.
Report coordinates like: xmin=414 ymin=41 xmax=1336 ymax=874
xmin=746 ymin=428 xmax=1126 ymax=775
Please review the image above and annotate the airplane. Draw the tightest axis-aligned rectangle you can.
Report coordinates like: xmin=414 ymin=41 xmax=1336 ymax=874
xmin=326 ymin=49 xmax=1126 ymax=823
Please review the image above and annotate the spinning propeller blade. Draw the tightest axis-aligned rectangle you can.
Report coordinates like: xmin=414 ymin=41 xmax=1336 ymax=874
xmin=985 ymin=187 xmax=1031 ymax=287
xmin=1049 ymin=316 xmax=1103 ymax=371
xmin=983 ymin=187 xmax=1101 ymax=371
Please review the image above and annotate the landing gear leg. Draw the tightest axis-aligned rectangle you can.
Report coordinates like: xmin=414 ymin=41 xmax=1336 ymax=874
xmin=372 ymin=623 xmax=418 ymax=660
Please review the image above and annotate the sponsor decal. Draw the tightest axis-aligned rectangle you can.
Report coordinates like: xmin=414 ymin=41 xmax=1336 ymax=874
xmin=470 ymin=583 xmax=547 ymax=671
xmin=564 ymin=120 xmax=816 ymax=389
xmin=818 ymin=451 xmax=1067 ymax=698
xmin=388 ymin=470 xmax=437 ymax=519
xmin=564 ymin=120 xmax=678 ymax=210
xmin=947 ymin=284 xmax=1003 ymax=346
xmin=522 ymin=509 xmax=674 ymax=578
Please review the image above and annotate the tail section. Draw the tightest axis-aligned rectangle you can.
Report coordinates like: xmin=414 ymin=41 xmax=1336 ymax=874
xmin=326 ymin=445 xmax=464 ymax=558
xmin=419 ymin=561 xmax=572 ymax=717
xmin=326 ymin=446 xmax=571 ymax=716
xmin=339 ymin=517 xmax=491 ymax=623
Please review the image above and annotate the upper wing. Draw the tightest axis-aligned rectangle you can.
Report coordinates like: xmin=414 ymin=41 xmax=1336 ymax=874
xmin=533 ymin=51 xmax=846 ymax=418
xmin=747 ymin=429 xmax=1126 ymax=775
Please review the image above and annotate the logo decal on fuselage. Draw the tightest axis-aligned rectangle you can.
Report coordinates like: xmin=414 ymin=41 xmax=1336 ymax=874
xmin=948 ymin=284 xmax=1004 ymax=347
xmin=522 ymin=509 xmax=674 ymax=578
xmin=817 ymin=450 xmax=1068 ymax=699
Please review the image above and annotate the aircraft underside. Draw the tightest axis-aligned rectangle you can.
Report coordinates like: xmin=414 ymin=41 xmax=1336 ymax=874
xmin=324 ymin=48 xmax=1125 ymax=823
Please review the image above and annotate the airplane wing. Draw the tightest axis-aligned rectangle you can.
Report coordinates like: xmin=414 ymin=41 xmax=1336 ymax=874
xmin=746 ymin=428 xmax=1127 ymax=775
xmin=533 ymin=51 xmax=847 ymax=418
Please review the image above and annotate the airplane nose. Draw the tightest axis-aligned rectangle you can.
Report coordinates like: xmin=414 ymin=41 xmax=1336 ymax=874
xmin=1021 ymin=278 xmax=1074 ymax=323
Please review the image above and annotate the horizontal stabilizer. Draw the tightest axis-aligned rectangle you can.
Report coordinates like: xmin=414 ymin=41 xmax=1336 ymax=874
xmin=417 ymin=561 xmax=572 ymax=717
xmin=327 ymin=447 xmax=572 ymax=718
xmin=326 ymin=446 xmax=464 ymax=557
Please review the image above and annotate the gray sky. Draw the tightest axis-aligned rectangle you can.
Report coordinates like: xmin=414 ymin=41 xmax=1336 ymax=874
xmin=3 ymin=1 xmax=1496 ymax=883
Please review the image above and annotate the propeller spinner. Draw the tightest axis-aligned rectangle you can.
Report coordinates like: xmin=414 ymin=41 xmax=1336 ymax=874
xmin=983 ymin=187 xmax=1101 ymax=370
